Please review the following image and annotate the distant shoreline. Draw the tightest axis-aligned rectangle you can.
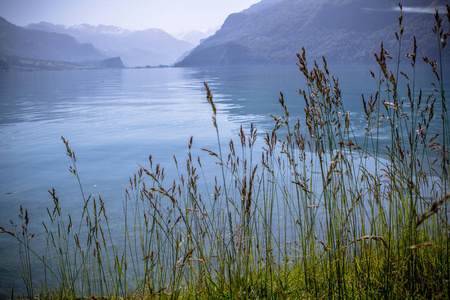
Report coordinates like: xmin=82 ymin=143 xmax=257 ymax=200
xmin=0 ymin=55 xmax=125 ymax=72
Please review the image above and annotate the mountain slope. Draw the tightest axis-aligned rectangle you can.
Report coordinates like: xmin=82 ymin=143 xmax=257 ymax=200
xmin=26 ymin=22 xmax=195 ymax=67
xmin=0 ymin=17 xmax=105 ymax=62
xmin=176 ymin=0 xmax=449 ymax=66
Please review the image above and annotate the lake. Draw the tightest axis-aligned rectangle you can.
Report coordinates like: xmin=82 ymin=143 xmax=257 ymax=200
xmin=0 ymin=64 xmax=447 ymax=297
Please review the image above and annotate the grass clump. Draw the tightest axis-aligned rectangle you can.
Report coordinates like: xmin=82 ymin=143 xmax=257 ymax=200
xmin=1 ymin=4 xmax=450 ymax=299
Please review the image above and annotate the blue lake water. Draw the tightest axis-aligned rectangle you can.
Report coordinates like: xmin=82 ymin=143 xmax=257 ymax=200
xmin=0 ymin=64 xmax=448 ymax=296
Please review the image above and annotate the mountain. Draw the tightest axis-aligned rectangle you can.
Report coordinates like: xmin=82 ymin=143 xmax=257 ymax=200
xmin=175 ymin=28 xmax=218 ymax=45
xmin=26 ymin=22 xmax=195 ymax=67
xmin=176 ymin=0 xmax=449 ymax=66
xmin=0 ymin=17 xmax=105 ymax=63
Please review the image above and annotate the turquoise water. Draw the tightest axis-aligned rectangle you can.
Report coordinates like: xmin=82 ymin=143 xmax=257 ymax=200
xmin=0 ymin=64 xmax=447 ymax=296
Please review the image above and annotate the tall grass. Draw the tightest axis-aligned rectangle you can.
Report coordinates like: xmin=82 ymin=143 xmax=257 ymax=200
xmin=1 ymin=5 xmax=450 ymax=299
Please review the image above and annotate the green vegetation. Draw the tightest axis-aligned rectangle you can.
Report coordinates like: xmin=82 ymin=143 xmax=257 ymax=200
xmin=1 ymin=5 xmax=450 ymax=299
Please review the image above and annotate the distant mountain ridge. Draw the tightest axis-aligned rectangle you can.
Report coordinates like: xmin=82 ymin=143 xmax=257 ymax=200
xmin=26 ymin=22 xmax=195 ymax=67
xmin=175 ymin=28 xmax=218 ymax=46
xmin=0 ymin=17 xmax=105 ymax=63
xmin=176 ymin=0 xmax=449 ymax=66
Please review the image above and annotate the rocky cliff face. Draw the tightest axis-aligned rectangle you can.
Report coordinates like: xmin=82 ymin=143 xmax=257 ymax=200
xmin=176 ymin=0 xmax=449 ymax=66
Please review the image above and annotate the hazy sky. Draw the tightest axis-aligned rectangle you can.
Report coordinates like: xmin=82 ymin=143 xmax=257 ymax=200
xmin=0 ymin=0 xmax=261 ymax=34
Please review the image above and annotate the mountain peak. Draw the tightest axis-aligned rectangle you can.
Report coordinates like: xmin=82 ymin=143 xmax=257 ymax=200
xmin=72 ymin=24 xmax=131 ymax=35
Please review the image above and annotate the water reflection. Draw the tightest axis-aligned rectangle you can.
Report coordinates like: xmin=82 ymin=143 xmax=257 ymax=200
xmin=182 ymin=63 xmax=448 ymax=138
xmin=182 ymin=65 xmax=305 ymax=132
